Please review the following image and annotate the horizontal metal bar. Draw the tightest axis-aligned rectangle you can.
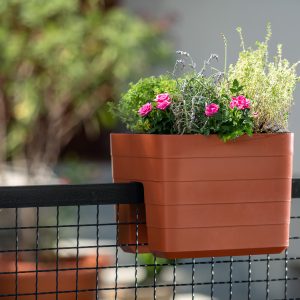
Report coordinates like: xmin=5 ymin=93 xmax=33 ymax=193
xmin=0 ymin=179 xmax=298 ymax=208
xmin=0 ymin=221 xmax=146 ymax=231
xmin=1 ymin=256 xmax=300 ymax=276
xmin=1 ymin=277 xmax=300 ymax=298
xmin=0 ymin=182 xmax=144 ymax=208
xmin=0 ymin=243 xmax=148 ymax=253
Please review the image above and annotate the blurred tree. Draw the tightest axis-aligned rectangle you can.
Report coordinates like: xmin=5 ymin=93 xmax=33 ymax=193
xmin=0 ymin=0 xmax=172 ymax=174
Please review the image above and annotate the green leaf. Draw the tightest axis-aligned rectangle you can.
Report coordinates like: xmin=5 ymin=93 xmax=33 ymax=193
xmin=233 ymin=79 xmax=239 ymax=87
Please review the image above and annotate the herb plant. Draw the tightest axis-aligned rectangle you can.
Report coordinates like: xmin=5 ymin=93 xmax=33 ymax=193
xmin=222 ymin=24 xmax=299 ymax=132
xmin=113 ymin=25 xmax=299 ymax=141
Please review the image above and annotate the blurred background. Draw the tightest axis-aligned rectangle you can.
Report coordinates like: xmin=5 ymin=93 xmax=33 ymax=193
xmin=0 ymin=0 xmax=299 ymax=184
xmin=0 ymin=0 xmax=173 ymax=185
xmin=0 ymin=0 xmax=299 ymax=299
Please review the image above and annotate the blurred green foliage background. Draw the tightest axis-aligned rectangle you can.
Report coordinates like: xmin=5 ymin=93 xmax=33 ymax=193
xmin=0 ymin=0 xmax=172 ymax=172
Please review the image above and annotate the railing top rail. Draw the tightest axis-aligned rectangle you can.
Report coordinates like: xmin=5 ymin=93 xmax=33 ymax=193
xmin=0 ymin=182 xmax=144 ymax=208
xmin=0 ymin=179 xmax=298 ymax=208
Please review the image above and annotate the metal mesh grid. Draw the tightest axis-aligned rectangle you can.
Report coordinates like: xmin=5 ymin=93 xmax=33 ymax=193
xmin=0 ymin=185 xmax=299 ymax=300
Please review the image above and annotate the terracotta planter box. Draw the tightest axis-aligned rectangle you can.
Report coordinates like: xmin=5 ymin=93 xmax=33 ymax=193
xmin=116 ymin=202 xmax=149 ymax=253
xmin=111 ymin=133 xmax=293 ymax=258
xmin=0 ymin=254 xmax=110 ymax=300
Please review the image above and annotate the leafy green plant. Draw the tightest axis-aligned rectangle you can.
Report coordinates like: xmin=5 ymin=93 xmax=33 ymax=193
xmin=0 ymin=0 xmax=172 ymax=171
xmin=217 ymin=80 xmax=254 ymax=141
xmin=113 ymin=25 xmax=299 ymax=141
xmin=222 ymin=24 xmax=300 ymax=132
xmin=113 ymin=75 xmax=179 ymax=133
xmin=114 ymin=52 xmax=255 ymax=140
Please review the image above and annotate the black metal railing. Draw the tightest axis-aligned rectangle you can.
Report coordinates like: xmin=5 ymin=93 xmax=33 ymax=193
xmin=0 ymin=180 xmax=299 ymax=300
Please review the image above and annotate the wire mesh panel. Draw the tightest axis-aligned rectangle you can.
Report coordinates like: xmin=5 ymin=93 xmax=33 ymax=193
xmin=0 ymin=182 xmax=299 ymax=300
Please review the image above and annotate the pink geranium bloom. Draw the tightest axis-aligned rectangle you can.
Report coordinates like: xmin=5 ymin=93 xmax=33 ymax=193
xmin=230 ymin=95 xmax=251 ymax=110
xmin=155 ymin=93 xmax=171 ymax=103
xmin=229 ymin=98 xmax=239 ymax=109
xmin=157 ymin=100 xmax=171 ymax=110
xmin=205 ymin=103 xmax=219 ymax=117
xmin=155 ymin=93 xmax=172 ymax=110
xmin=138 ymin=102 xmax=152 ymax=117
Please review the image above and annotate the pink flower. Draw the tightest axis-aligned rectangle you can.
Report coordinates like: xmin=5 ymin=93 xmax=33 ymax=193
xmin=229 ymin=98 xmax=239 ymax=109
xmin=155 ymin=93 xmax=171 ymax=103
xmin=230 ymin=95 xmax=251 ymax=110
xmin=138 ymin=102 xmax=152 ymax=117
xmin=156 ymin=100 xmax=171 ymax=110
xmin=205 ymin=103 xmax=219 ymax=117
xmin=155 ymin=93 xmax=171 ymax=110
xmin=239 ymin=96 xmax=251 ymax=109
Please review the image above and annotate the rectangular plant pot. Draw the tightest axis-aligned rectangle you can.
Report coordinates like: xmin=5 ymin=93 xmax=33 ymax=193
xmin=110 ymin=133 xmax=293 ymax=258
xmin=115 ymin=202 xmax=149 ymax=253
xmin=112 ymin=179 xmax=149 ymax=253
